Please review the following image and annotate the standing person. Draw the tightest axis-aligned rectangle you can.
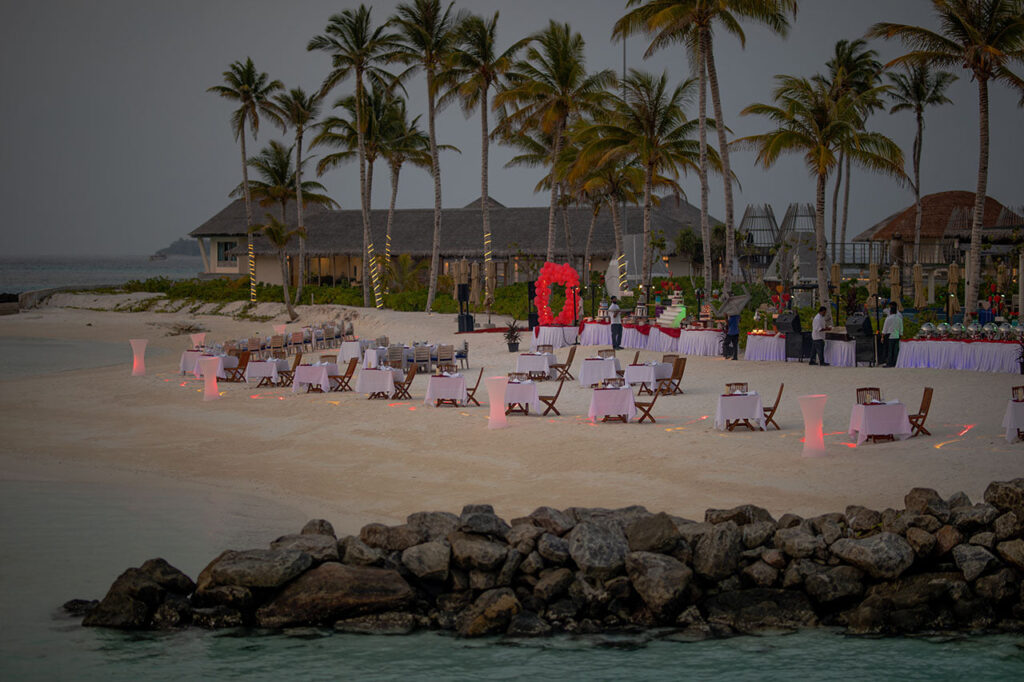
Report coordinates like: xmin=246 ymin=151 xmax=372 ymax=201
xmin=725 ymin=313 xmax=740 ymax=360
xmin=882 ymin=301 xmax=903 ymax=367
xmin=608 ymin=296 xmax=622 ymax=350
xmin=810 ymin=306 xmax=830 ymax=366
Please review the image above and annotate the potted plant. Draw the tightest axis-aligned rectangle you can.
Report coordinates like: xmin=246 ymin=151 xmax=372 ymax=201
xmin=504 ymin=319 xmax=522 ymax=352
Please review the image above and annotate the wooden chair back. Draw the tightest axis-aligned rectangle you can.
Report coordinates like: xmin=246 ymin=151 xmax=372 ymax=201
xmin=763 ymin=383 xmax=784 ymax=430
xmin=291 ymin=353 xmax=303 ymax=371
xmin=726 ymin=382 xmax=748 ymax=394
xmin=414 ymin=345 xmax=432 ymax=372
xmin=598 ymin=348 xmax=616 ymax=359
xmin=537 ymin=344 xmax=554 ymax=354
xmin=269 ymin=335 xmax=285 ymax=354
xmin=909 ymin=386 xmax=933 ymax=437
xmin=235 ymin=350 xmax=250 ymax=371
xmin=320 ymin=354 xmax=337 ymax=364
xmin=437 ymin=344 xmax=454 ymax=362
xmin=630 ymin=351 xmax=640 ymax=365
xmin=658 ymin=357 xmax=687 ymax=396
xmin=635 ymin=388 xmax=660 ymax=424
xmin=375 ymin=336 xmax=389 ymax=348
xmin=857 ymin=387 xmax=881 ymax=404
xmin=465 ymin=367 xmax=484 ymax=406
xmin=539 ymin=378 xmax=565 ymax=416
xmin=247 ymin=337 xmax=262 ymax=359
xmin=387 ymin=345 xmax=405 ymax=368
xmin=1013 ymin=386 xmax=1024 ymax=401
xmin=343 ymin=357 xmax=358 ymax=377
xmin=662 ymin=354 xmax=678 ymax=365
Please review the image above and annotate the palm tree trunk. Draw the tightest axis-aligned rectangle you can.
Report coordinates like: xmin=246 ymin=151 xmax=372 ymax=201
xmin=560 ymin=183 xmax=572 ymax=261
xmin=240 ymin=123 xmax=256 ymax=302
xmin=815 ymin=173 xmax=830 ymax=309
xmin=697 ymin=36 xmax=712 ymax=290
xmin=704 ymin=34 xmax=735 ymax=292
xmin=293 ymin=128 xmax=306 ymax=307
xmin=830 ymin=149 xmax=843 ymax=262
xmin=546 ymin=123 xmax=563 ymax=263
xmin=912 ymin=109 xmax=923 ymax=264
xmin=642 ymin=165 xmax=653 ymax=291
xmin=280 ymin=251 xmax=296 ymax=320
xmin=965 ymin=77 xmax=989 ymax=322
xmin=385 ymin=161 xmax=400 ymax=294
xmin=425 ymin=68 xmax=443 ymax=313
xmin=839 ymin=153 xmax=851 ymax=265
xmin=584 ymin=203 xmax=599 ymax=281
xmin=355 ymin=68 xmax=371 ymax=308
xmin=480 ymin=88 xmax=492 ymax=301
xmin=609 ymin=198 xmax=625 ymax=291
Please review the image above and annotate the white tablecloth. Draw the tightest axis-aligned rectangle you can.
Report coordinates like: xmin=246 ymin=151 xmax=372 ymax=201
xmin=1002 ymin=400 xmax=1024 ymax=443
xmin=623 ymin=362 xmax=672 ymax=388
xmin=191 ymin=354 xmax=238 ymax=379
xmin=744 ymin=334 xmax=785 ymax=362
xmin=714 ymin=393 xmax=765 ymax=430
xmin=356 ymin=368 xmax=398 ymax=397
xmin=588 ymin=387 xmax=636 ymax=422
xmin=180 ymin=350 xmax=203 ymax=374
xmin=824 ymin=339 xmax=856 ymax=367
xmin=424 ymin=374 xmax=467 ymax=405
xmin=341 ymin=341 xmax=362 ymax=363
xmin=621 ymin=327 xmax=649 ymax=350
xmin=578 ymin=357 xmax=620 ymax=387
xmin=896 ymin=339 xmax=1019 ymax=373
xmin=245 ymin=359 xmax=289 ymax=384
xmin=646 ymin=328 xmax=679 ymax=353
xmin=531 ymin=326 xmax=579 ymax=350
xmin=580 ymin=323 xmax=612 ymax=346
xmin=363 ymin=347 xmax=387 ymax=369
xmin=292 ymin=363 xmax=337 ymax=393
xmin=680 ymin=329 xmax=724 ymax=357
xmin=848 ymin=402 xmax=912 ymax=445
xmin=516 ymin=352 xmax=555 ymax=378
xmin=504 ymin=381 xmax=542 ymax=414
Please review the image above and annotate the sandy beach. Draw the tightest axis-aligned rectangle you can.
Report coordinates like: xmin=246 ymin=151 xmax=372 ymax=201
xmin=1 ymin=296 xmax=1020 ymax=538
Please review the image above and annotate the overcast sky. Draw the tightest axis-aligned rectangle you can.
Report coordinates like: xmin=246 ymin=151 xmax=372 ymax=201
xmin=1 ymin=0 xmax=1021 ymax=256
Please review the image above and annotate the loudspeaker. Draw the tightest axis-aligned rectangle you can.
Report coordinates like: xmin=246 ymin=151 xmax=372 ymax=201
xmin=528 ymin=312 xmax=539 ymax=329
xmin=457 ymin=313 xmax=474 ymax=332
xmin=457 ymin=283 xmax=469 ymax=303
xmin=528 ymin=281 xmax=536 ymax=299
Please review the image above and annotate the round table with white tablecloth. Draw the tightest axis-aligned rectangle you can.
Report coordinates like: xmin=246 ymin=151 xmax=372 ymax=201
xmin=180 ymin=349 xmax=203 ymax=374
xmin=578 ymin=357 xmax=620 ymax=387
xmin=356 ymin=367 xmax=400 ymax=398
xmin=424 ymin=373 xmax=468 ymax=406
xmin=515 ymin=352 xmax=556 ymax=378
xmin=714 ymin=392 xmax=764 ymax=430
xmin=504 ymin=380 xmax=542 ymax=414
xmin=292 ymin=362 xmax=337 ymax=393
xmin=848 ymin=401 xmax=912 ymax=445
xmin=588 ymin=387 xmax=636 ymax=422
xmin=340 ymin=340 xmax=362 ymax=363
xmin=623 ymin=362 xmax=672 ymax=391
xmin=245 ymin=358 xmax=289 ymax=385
xmin=191 ymin=354 xmax=238 ymax=379
xmin=1002 ymin=399 xmax=1024 ymax=443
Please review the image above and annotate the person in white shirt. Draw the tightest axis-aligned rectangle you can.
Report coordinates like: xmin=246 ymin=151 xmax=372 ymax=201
xmin=881 ymin=302 xmax=903 ymax=367
xmin=810 ymin=306 xmax=830 ymax=366
xmin=608 ymin=297 xmax=623 ymax=350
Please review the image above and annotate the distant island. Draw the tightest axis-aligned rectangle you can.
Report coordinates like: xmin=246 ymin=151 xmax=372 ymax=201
xmin=154 ymin=238 xmax=200 ymax=258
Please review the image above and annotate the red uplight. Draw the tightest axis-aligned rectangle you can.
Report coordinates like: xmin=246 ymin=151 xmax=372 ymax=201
xmin=958 ymin=424 xmax=975 ymax=436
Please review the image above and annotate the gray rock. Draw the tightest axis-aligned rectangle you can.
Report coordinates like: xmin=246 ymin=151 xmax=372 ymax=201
xmin=676 ymin=521 xmax=713 ymax=545
xmin=139 ymin=558 xmax=196 ymax=595
xmin=534 ymin=568 xmax=574 ymax=601
xmin=456 ymin=588 xmax=521 ymax=637
xmin=82 ymin=569 xmax=157 ymax=629
xmin=774 ymin=527 xmax=824 ymax=559
xmin=969 ymin=532 xmax=995 ymax=549
xmin=520 ymin=551 xmax=544 ymax=574
xmin=497 ymin=547 xmax=522 ymax=587
xmin=830 ymin=532 xmax=914 ymax=580
xmin=449 ymin=532 xmax=508 ymax=571
xmin=566 ymin=505 xmax=651 ymax=532
xmin=360 ymin=523 xmax=426 ymax=551
xmin=546 ymin=598 xmax=579 ymax=621
xmin=904 ymin=487 xmax=951 ymax=522
xmin=406 ymin=511 xmax=459 ymax=541
xmin=626 ymin=551 xmax=692 ymax=616
xmin=469 ymin=570 xmax=497 ymax=591
xmin=761 ymin=548 xmax=787 ymax=569
xmin=271 ymin=534 xmax=340 ymax=563
xmin=776 ymin=513 xmax=804 ymax=529
xmin=742 ymin=560 xmax=778 ymax=588
xmin=255 ymin=563 xmax=412 ymax=628
xmin=566 ymin=522 xmax=629 ymax=579
xmin=507 ymin=523 xmax=544 ymax=551
xmin=934 ymin=525 xmax=964 ymax=556
xmin=952 ymin=544 xmax=998 ymax=582
xmin=537 ymin=533 xmax=570 ymax=564
xmin=459 ymin=511 xmax=511 ymax=539
xmin=461 ymin=504 xmax=494 ymax=515
xmin=191 ymin=584 xmax=252 ymax=611
xmin=705 ymin=504 xmax=775 ymax=527
xmin=569 ymin=572 xmax=612 ymax=612
xmin=983 ymin=479 xmax=1024 ymax=516
xmin=693 ymin=521 xmax=742 ymax=580
xmin=506 ymin=611 xmax=552 ymax=637
xmin=742 ymin=521 xmax=776 ymax=549
xmin=301 ymin=519 xmax=336 ymax=538
xmin=905 ymin=527 xmax=936 ymax=557
xmin=808 ymin=517 xmax=843 ymax=545
xmin=401 ymin=541 xmax=450 ymax=581
xmin=62 ymin=599 xmax=98 ymax=617
xmin=205 ymin=549 xmax=313 ymax=589
xmin=974 ymin=568 xmax=1017 ymax=603
xmin=191 ymin=606 xmax=244 ymax=629
xmin=946 ymin=491 xmax=972 ymax=509
xmin=334 ymin=611 xmax=416 ymax=635
xmin=626 ymin=512 xmax=682 ymax=553
xmin=340 ymin=536 xmax=384 ymax=566
xmin=152 ymin=596 xmax=191 ymax=629
xmin=995 ymin=539 xmax=1024 ymax=571
xmin=949 ymin=504 xmax=999 ymax=532
xmin=701 ymin=588 xmax=818 ymax=634
xmin=530 ymin=506 xmax=575 ymax=536
xmin=993 ymin=512 xmax=1024 ymax=541
xmin=845 ymin=506 xmax=881 ymax=536
xmin=804 ymin=566 xmax=864 ymax=603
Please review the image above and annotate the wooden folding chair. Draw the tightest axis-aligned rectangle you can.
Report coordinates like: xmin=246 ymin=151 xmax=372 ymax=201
xmin=634 ymin=388 xmax=660 ymax=424
xmin=247 ymin=337 xmax=263 ymax=361
xmin=413 ymin=345 xmax=433 ymax=374
xmin=223 ymin=351 xmax=250 ymax=383
xmin=269 ymin=335 xmax=285 ymax=358
xmin=289 ymin=331 xmax=307 ymax=354
xmin=550 ymin=346 xmax=576 ymax=381
xmin=465 ymin=367 xmax=483 ymax=406
xmin=662 ymin=354 xmax=678 ymax=366
xmin=762 ymin=383 xmax=784 ymax=430
xmin=320 ymin=354 xmax=337 ymax=364
xmin=387 ymin=344 xmax=405 ymax=370
xmin=857 ymin=387 xmax=881 ymax=404
xmin=278 ymin=353 xmax=302 ymax=387
xmin=657 ymin=357 xmax=686 ymax=396
xmin=329 ymin=358 xmax=358 ymax=392
xmin=436 ymin=344 xmax=456 ymax=374
xmin=726 ymin=382 xmax=748 ymax=393
xmin=455 ymin=340 xmax=470 ymax=369
xmin=908 ymin=386 xmax=933 ymax=437
xmin=538 ymin=378 xmax=565 ymax=416
xmin=393 ymin=366 xmax=417 ymax=400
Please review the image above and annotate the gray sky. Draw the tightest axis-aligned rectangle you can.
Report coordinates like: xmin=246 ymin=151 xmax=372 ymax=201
xmin=1 ymin=0 xmax=1021 ymax=256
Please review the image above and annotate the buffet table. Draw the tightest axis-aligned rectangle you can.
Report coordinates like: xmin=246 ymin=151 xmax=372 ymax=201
xmin=679 ymin=329 xmax=724 ymax=357
xmin=578 ymin=320 xmax=651 ymax=349
xmin=744 ymin=334 xmax=785 ymax=362
xmin=824 ymin=339 xmax=857 ymax=367
xmin=896 ymin=338 xmax=1019 ymax=373
xmin=531 ymin=326 xmax=579 ymax=350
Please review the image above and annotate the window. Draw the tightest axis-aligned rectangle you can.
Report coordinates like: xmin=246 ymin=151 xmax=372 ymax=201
xmin=216 ymin=240 xmax=238 ymax=264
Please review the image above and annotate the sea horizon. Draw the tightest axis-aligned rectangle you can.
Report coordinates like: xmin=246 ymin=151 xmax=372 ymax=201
xmin=0 ymin=254 xmax=205 ymax=295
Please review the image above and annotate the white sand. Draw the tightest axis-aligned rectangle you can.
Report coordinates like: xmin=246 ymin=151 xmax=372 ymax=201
xmin=0 ymin=296 xmax=1020 ymax=537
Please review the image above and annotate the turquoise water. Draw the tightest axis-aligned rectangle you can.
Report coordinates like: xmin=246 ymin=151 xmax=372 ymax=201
xmin=0 ymin=256 xmax=203 ymax=294
xmin=1 ymin=476 xmax=1022 ymax=681
xmin=0 ymin=338 xmax=169 ymax=379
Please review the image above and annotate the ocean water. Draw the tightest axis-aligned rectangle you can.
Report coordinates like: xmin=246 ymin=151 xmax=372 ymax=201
xmin=0 ymin=255 xmax=204 ymax=294
xmin=0 ymin=472 xmax=1021 ymax=681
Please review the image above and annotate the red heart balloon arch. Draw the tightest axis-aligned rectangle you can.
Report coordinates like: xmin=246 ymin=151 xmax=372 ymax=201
xmin=534 ymin=262 xmax=581 ymax=326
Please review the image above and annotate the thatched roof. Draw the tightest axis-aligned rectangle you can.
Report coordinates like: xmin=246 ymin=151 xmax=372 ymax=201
xmin=852 ymin=191 xmax=1022 ymax=242
xmin=190 ymin=198 xmax=331 ymax=237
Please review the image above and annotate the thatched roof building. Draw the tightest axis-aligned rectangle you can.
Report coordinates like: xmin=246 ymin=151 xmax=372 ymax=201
xmin=853 ymin=190 xmax=1022 ymax=242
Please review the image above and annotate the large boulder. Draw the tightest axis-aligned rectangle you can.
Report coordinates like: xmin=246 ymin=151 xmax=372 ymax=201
xmin=270 ymin=534 xmax=340 ymax=563
xmin=459 ymin=510 xmax=511 ymax=539
xmin=508 ymin=523 xmax=544 ymax=553
xmin=830 ymin=532 xmax=914 ymax=580
xmin=904 ymin=488 xmax=950 ymax=522
xmin=301 ymin=519 xmax=336 ymax=538
xmin=845 ymin=506 xmax=881 ymax=537
xmin=334 ymin=611 xmax=417 ymax=635
xmin=905 ymin=527 xmax=937 ymax=557
xmin=506 ymin=611 xmax=552 ymax=637
xmin=138 ymin=558 xmax=196 ymax=596
xmin=401 ymin=541 xmax=450 ymax=581
xmin=949 ymin=504 xmax=999 ymax=532
xmin=82 ymin=567 xmax=163 ymax=629
xmin=700 ymin=589 xmax=818 ymax=634
xmin=952 ymin=544 xmax=998 ymax=582
xmin=934 ymin=525 xmax=963 ymax=556
xmin=995 ymin=539 xmax=1024 ymax=571
xmin=406 ymin=511 xmax=459 ymax=541
xmin=456 ymin=588 xmax=522 ymax=637
xmin=449 ymin=532 xmax=508 ymax=571
xmin=742 ymin=560 xmax=778 ymax=588
xmin=705 ymin=504 xmax=775 ymax=527
xmin=844 ymin=572 xmax=965 ymax=635
xmin=984 ymin=479 xmax=1024 ymax=517
xmin=566 ymin=522 xmax=629 ymax=579
xmin=203 ymin=549 xmax=313 ymax=589
xmin=536 ymin=533 xmax=570 ymax=564
xmin=255 ymin=563 xmax=412 ymax=628
xmin=993 ymin=512 xmax=1024 ymax=541
xmin=742 ymin=521 xmax=776 ymax=549
xmin=626 ymin=552 xmax=692 ymax=616
xmin=360 ymin=523 xmax=426 ymax=551
xmin=626 ymin=512 xmax=683 ymax=553
xmin=530 ymin=507 xmax=575 ymax=536
xmin=693 ymin=521 xmax=742 ymax=580
xmin=774 ymin=527 xmax=824 ymax=559
xmin=533 ymin=568 xmax=573 ymax=602
xmin=340 ymin=536 xmax=384 ymax=566
xmin=804 ymin=566 xmax=864 ymax=604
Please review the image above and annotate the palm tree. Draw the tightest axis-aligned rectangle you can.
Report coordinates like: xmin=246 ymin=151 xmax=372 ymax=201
xmin=613 ymin=0 xmax=798 ymax=291
xmin=443 ymin=11 xmax=525 ymax=304
xmin=868 ymin=1 xmax=1024 ymax=318
xmin=821 ymin=39 xmax=883 ymax=263
xmin=308 ymin=5 xmax=400 ymax=308
xmin=390 ymin=0 xmax=466 ymax=313
xmin=494 ymin=20 xmax=616 ymax=264
xmin=887 ymin=64 xmax=957 ymax=263
xmin=273 ymin=87 xmax=322 ymax=306
xmin=581 ymin=70 xmax=705 ymax=290
xmin=230 ymin=139 xmax=337 ymax=223
xmin=378 ymin=97 xmax=432 ymax=273
xmin=384 ymin=253 xmax=429 ymax=293
xmin=738 ymin=75 xmax=904 ymax=308
xmin=207 ymin=58 xmax=283 ymax=301
xmin=252 ymin=215 xmax=304 ymax=321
